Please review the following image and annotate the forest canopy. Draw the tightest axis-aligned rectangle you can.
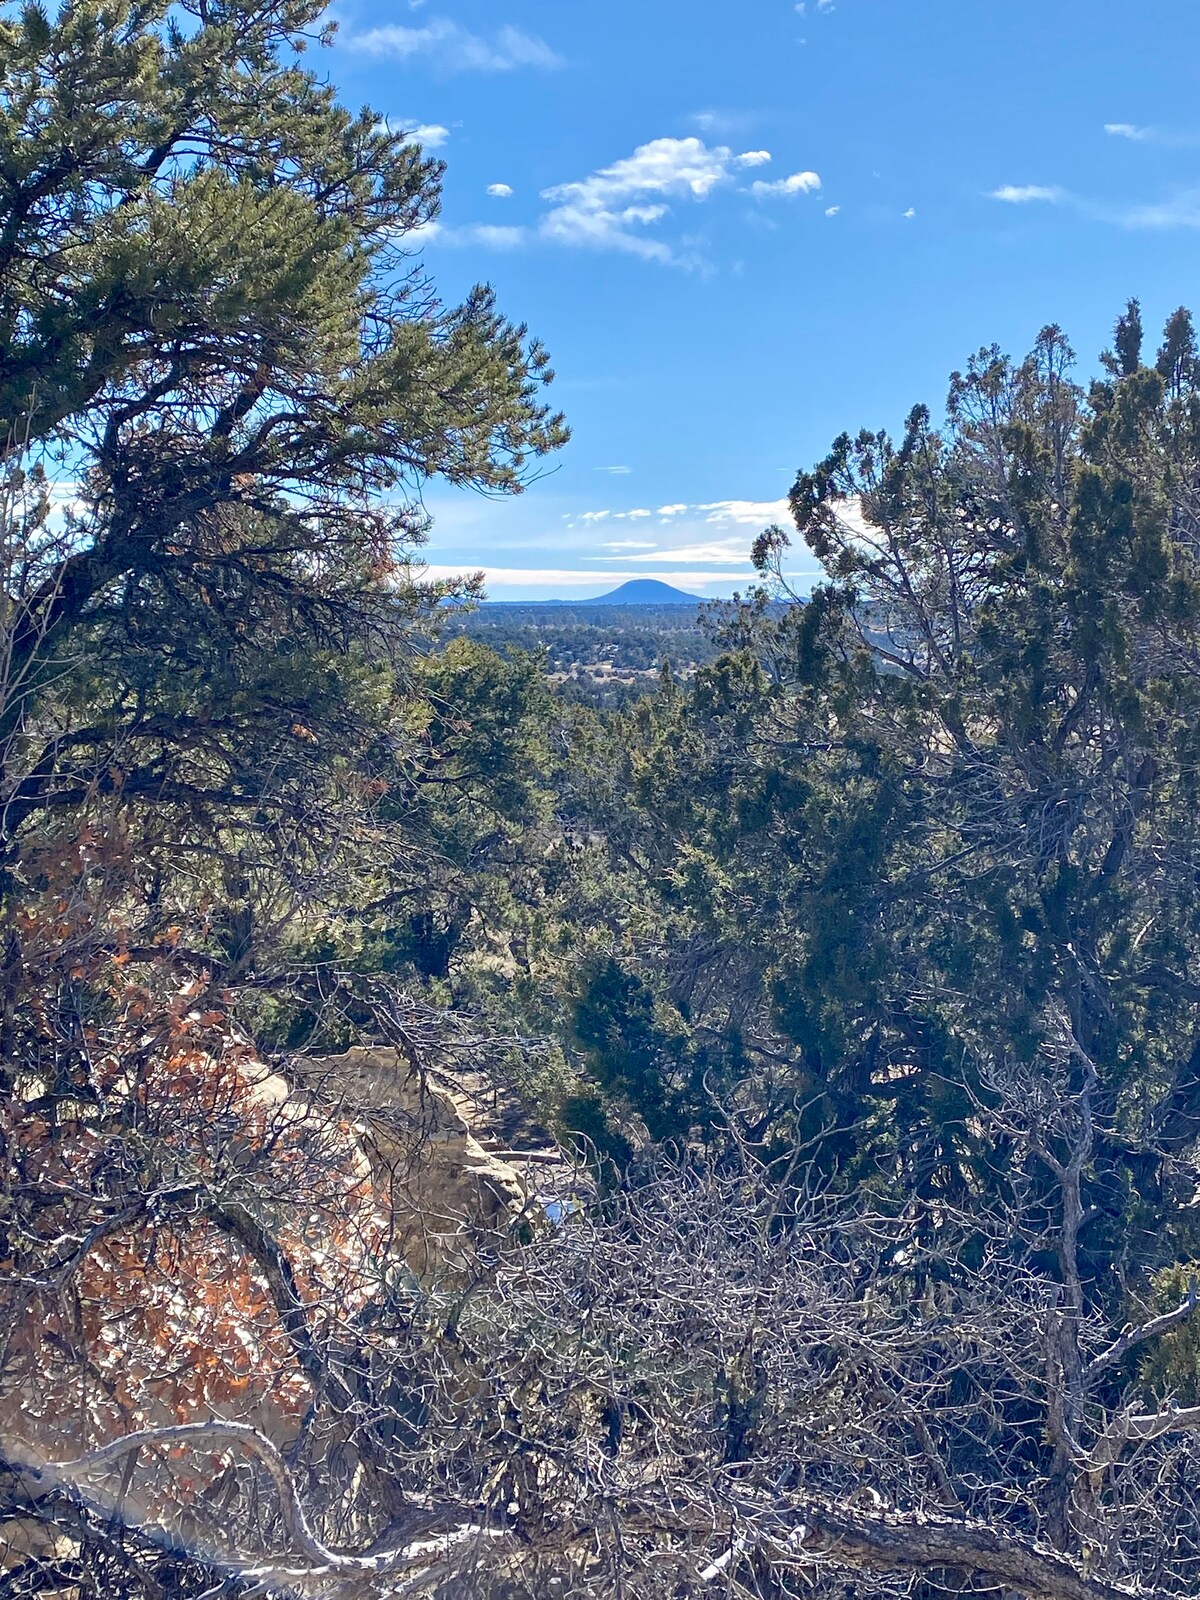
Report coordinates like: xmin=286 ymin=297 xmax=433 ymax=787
xmin=6 ymin=4 xmax=1200 ymax=1599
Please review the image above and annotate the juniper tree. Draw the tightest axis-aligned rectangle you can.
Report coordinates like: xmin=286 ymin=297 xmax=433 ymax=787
xmin=536 ymin=308 xmax=1200 ymax=1302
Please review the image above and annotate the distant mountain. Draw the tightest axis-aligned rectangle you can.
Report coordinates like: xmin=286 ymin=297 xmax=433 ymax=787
xmin=572 ymin=579 xmax=703 ymax=605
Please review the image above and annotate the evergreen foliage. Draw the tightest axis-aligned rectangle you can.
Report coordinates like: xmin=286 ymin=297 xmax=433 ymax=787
xmin=0 ymin=0 xmax=565 ymax=868
xmin=535 ymin=310 xmax=1200 ymax=1304
xmin=10 ymin=5 xmax=1200 ymax=1590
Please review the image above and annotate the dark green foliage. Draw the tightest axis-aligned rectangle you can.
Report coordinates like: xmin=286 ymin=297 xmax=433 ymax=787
xmin=571 ymin=958 xmax=692 ymax=1142
xmin=9 ymin=9 xmax=1200 ymax=1573
xmin=0 ymin=0 xmax=566 ymax=871
xmin=517 ymin=307 xmax=1200 ymax=1307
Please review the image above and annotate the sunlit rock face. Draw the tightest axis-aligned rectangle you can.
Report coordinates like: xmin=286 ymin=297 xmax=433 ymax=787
xmin=0 ymin=1045 xmax=528 ymax=1485
xmin=300 ymin=1046 xmax=530 ymax=1277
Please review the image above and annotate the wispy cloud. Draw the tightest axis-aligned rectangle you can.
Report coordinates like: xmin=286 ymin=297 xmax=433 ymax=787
xmin=574 ymin=508 xmax=665 ymax=524
xmin=540 ymin=136 xmax=751 ymax=262
xmin=1117 ymin=189 xmax=1200 ymax=229
xmin=413 ymin=135 xmax=822 ymax=266
xmin=986 ymin=179 xmax=1200 ymax=231
xmin=410 ymin=221 xmax=528 ymax=249
xmin=421 ymin=565 xmax=765 ymax=593
xmin=1101 ymin=123 xmax=1200 ymax=150
xmin=379 ymin=118 xmax=451 ymax=148
xmin=539 ymin=137 xmax=815 ymax=263
xmin=570 ymin=498 xmax=789 ymax=533
xmin=605 ymin=538 xmax=753 ymax=564
xmin=750 ymin=170 xmax=821 ymax=198
xmin=698 ymin=498 xmax=791 ymax=524
xmin=989 ymin=184 xmax=1065 ymax=204
xmin=349 ymin=19 xmax=562 ymax=72
xmin=1105 ymin=122 xmax=1152 ymax=141
xmin=403 ymin=121 xmax=450 ymax=148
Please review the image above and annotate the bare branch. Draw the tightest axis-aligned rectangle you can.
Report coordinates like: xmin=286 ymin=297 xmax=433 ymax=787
xmin=15 ymin=1421 xmax=501 ymax=1584
xmin=1085 ymin=1281 xmax=1200 ymax=1386
xmin=763 ymin=1498 xmax=1174 ymax=1600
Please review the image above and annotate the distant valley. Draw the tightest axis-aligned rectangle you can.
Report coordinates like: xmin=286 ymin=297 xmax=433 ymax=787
xmin=445 ymin=589 xmax=722 ymax=706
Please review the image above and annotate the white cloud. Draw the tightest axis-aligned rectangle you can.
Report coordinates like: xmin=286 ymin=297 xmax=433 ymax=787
xmin=825 ymin=204 xmax=840 ymax=216
xmin=416 ymin=222 xmax=527 ymax=249
xmin=541 ymin=201 xmax=672 ymax=262
xmin=487 ymin=182 xmax=514 ymax=198
xmin=546 ymin=136 xmax=736 ymax=207
xmin=421 ymin=565 xmax=764 ymax=593
xmin=400 ymin=120 xmax=450 ymax=148
xmin=980 ymin=181 xmax=1200 ymax=232
xmin=574 ymin=498 xmax=789 ymax=533
xmin=525 ymin=136 xmax=822 ymax=263
xmin=750 ymin=170 xmax=821 ymax=198
xmin=378 ymin=117 xmax=450 ymax=147
xmin=606 ymin=538 xmax=753 ymax=564
xmin=540 ymin=136 xmax=753 ymax=262
xmin=989 ymin=184 xmax=1064 ymax=204
xmin=603 ymin=540 xmax=657 ymax=550
xmin=568 ymin=505 xmax=689 ymax=528
xmin=349 ymin=19 xmax=562 ymax=72
xmin=903 ymin=206 xmax=916 ymax=218
xmin=698 ymin=498 xmax=791 ymax=524
xmin=816 ymin=0 xmax=835 ymax=10
xmin=1105 ymin=122 xmax=1151 ymax=140
xmin=596 ymin=465 xmax=632 ymax=475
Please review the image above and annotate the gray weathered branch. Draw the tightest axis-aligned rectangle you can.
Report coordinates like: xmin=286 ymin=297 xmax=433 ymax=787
xmin=1085 ymin=1281 xmax=1200 ymax=1385
xmin=17 ymin=1420 xmax=499 ymax=1586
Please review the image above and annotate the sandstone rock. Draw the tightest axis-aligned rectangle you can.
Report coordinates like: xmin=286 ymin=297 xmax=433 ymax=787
xmin=0 ymin=1518 xmax=76 ymax=1575
xmin=299 ymin=1047 xmax=530 ymax=1277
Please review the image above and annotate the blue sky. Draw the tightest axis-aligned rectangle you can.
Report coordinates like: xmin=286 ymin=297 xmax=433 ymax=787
xmin=326 ymin=0 xmax=1200 ymax=600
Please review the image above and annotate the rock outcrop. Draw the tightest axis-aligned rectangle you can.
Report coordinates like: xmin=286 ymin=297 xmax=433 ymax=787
xmin=298 ymin=1047 xmax=530 ymax=1277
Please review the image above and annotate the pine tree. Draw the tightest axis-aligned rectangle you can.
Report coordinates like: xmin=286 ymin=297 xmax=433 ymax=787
xmin=0 ymin=0 xmax=567 ymax=853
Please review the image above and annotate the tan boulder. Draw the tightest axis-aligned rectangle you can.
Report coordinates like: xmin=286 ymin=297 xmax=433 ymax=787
xmin=0 ymin=1518 xmax=76 ymax=1577
xmin=298 ymin=1047 xmax=529 ymax=1277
